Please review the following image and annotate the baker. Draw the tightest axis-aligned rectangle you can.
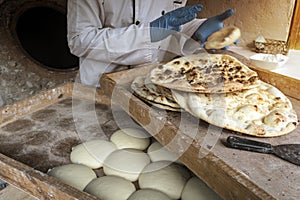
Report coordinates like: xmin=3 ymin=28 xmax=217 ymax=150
xmin=67 ymin=0 xmax=234 ymax=87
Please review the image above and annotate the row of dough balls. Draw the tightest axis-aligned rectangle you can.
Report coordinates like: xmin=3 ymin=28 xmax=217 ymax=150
xmin=48 ymin=128 xmax=221 ymax=200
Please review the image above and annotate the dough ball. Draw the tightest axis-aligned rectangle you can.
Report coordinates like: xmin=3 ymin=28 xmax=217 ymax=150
xmin=70 ymin=139 xmax=117 ymax=169
xmin=110 ymin=128 xmax=150 ymax=150
xmin=84 ymin=175 xmax=136 ymax=200
xmin=103 ymin=148 xmax=151 ymax=182
xmin=147 ymin=141 xmax=181 ymax=163
xmin=139 ymin=161 xmax=191 ymax=199
xmin=128 ymin=189 xmax=171 ymax=200
xmin=48 ymin=164 xmax=96 ymax=191
xmin=181 ymin=176 xmax=222 ymax=200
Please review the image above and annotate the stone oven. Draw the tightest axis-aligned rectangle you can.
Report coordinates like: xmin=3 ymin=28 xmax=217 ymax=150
xmin=0 ymin=0 xmax=78 ymax=106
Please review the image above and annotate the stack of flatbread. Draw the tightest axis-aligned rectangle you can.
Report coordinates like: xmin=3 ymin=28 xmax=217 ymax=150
xmin=131 ymin=53 xmax=298 ymax=137
xmin=131 ymin=76 xmax=181 ymax=111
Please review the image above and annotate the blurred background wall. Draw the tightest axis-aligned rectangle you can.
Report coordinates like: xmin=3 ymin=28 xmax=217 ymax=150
xmin=188 ymin=0 xmax=296 ymax=47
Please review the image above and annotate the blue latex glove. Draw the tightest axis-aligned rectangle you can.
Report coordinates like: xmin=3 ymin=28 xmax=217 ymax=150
xmin=150 ymin=4 xmax=203 ymax=42
xmin=192 ymin=9 xmax=235 ymax=47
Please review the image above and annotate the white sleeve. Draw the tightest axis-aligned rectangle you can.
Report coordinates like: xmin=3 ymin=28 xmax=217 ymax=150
xmin=67 ymin=0 xmax=156 ymax=66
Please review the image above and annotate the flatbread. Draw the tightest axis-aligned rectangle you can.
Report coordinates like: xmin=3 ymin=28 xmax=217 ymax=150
xmin=205 ymin=26 xmax=241 ymax=50
xmin=172 ymin=81 xmax=298 ymax=137
xmin=131 ymin=76 xmax=181 ymax=111
xmin=150 ymin=53 xmax=260 ymax=93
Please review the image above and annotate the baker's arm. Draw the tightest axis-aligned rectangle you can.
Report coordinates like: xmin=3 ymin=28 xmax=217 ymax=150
xmin=67 ymin=0 xmax=154 ymax=66
xmin=67 ymin=0 xmax=205 ymax=66
xmin=150 ymin=4 xmax=202 ymax=42
xmin=192 ymin=9 xmax=235 ymax=47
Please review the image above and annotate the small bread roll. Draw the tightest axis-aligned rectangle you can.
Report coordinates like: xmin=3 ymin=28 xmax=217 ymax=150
xmin=48 ymin=164 xmax=96 ymax=191
xmin=70 ymin=140 xmax=117 ymax=169
xmin=205 ymin=26 xmax=241 ymax=50
xmin=110 ymin=128 xmax=150 ymax=150
xmin=103 ymin=148 xmax=151 ymax=182
xmin=85 ymin=175 xmax=136 ymax=200
xmin=139 ymin=161 xmax=191 ymax=199
xmin=181 ymin=176 xmax=222 ymax=200
xmin=128 ymin=189 xmax=171 ymax=200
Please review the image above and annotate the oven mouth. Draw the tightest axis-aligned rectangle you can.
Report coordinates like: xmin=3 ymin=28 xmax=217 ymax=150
xmin=12 ymin=4 xmax=79 ymax=72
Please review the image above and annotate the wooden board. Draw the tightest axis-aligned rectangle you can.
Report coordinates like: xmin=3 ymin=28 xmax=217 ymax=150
xmin=0 ymin=185 xmax=36 ymax=200
xmin=100 ymin=53 xmax=300 ymax=200
xmin=0 ymin=83 xmax=131 ymax=200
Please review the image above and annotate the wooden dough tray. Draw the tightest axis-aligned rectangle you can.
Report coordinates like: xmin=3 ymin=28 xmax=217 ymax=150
xmin=100 ymin=52 xmax=300 ymax=200
xmin=0 ymin=83 xmax=138 ymax=199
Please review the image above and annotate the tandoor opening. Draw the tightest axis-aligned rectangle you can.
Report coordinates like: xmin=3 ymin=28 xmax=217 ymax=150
xmin=16 ymin=6 xmax=78 ymax=71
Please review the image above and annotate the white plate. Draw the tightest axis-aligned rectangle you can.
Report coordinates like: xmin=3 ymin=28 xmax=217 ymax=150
xmin=250 ymin=53 xmax=289 ymax=70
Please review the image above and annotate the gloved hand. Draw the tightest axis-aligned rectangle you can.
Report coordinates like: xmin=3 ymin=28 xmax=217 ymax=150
xmin=150 ymin=4 xmax=203 ymax=42
xmin=192 ymin=9 xmax=235 ymax=48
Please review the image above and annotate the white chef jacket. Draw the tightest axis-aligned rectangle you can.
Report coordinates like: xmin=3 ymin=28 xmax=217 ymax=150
xmin=67 ymin=0 xmax=205 ymax=86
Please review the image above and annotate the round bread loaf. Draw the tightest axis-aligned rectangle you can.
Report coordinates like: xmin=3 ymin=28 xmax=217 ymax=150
xmin=181 ymin=176 xmax=222 ymax=200
xmin=48 ymin=164 xmax=96 ymax=191
xmin=85 ymin=175 xmax=136 ymax=200
xmin=110 ymin=128 xmax=150 ymax=150
xmin=138 ymin=161 xmax=191 ymax=199
xmin=70 ymin=140 xmax=117 ymax=169
xmin=128 ymin=189 xmax=171 ymax=200
xmin=103 ymin=148 xmax=151 ymax=182
xmin=147 ymin=141 xmax=180 ymax=163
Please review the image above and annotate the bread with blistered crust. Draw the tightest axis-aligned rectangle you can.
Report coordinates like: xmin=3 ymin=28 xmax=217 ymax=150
xmin=172 ymin=81 xmax=298 ymax=137
xmin=150 ymin=53 xmax=260 ymax=93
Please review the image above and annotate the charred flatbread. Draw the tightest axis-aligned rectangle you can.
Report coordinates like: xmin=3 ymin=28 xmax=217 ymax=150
xmin=150 ymin=53 xmax=259 ymax=93
xmin=172 ymin=81 xmax=298 ymax=137
xmin=131 ymin=76 xmax=181 ymax=111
